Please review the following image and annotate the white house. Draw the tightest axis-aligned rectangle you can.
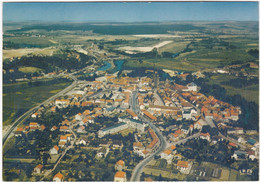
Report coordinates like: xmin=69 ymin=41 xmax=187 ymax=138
xmin=177 ymin=160 xmax=192 ymax=174
xmin=186 ymin=82 xmax=197 ymax=92
xmin=31 ymin=112 xmax=39 ymax=118
xmin=53 ymin=172 xmax=64 ymax=182
xmin=200 ymin=133 xmax=211 ymax=142
xmin=49 ymin=146 xmax=59 ymax=155
xmin=34 ymin=164 xmax=43 ymax=174
xmin=194 ymin=119 xmax=206 ymax=130
xmin=114 ymin=171 xmax=127 ymax=182
xmin=75 ymin=113 xmax=83 ymax=121
xmin=160 ymin=150 xmax=173 ymax=164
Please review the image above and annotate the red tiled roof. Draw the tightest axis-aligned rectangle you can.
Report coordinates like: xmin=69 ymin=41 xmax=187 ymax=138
xmin=53 ymin=145 xmax=59 ymax=151
xmin=177 ymin=160 xmax=189 ymax=168
xmin=228 ymin=142 xmax=236 ymax=147
xmin=114 ymin=171 xmax=126 ymax=178
xmin=53 ymin=172 xmax=64 ymax=180
xmin=35 ymin=164 xmax=43 ymax=169
xmin=116 ymin=160 xmax=125 ymax=166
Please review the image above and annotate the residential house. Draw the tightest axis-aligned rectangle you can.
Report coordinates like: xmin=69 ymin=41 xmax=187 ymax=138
xmin=140 ymin=150 xmax=149 ymax=158
xmin=133 ymin=142 xmax=145 ymax=152
xmin=112 ymin=141 xmax=124 ymax=150
xmin=59 ymin=141 xmax=66 ymax=148
xmin=76 ymin=138 xmax=88 ymax=146
xmin=160 ymin=150 xmax=173 ymax=164
xmin=126 ymin=109 xmax=138 ymax=120
xmin=186 ymin=82 xmax=197 ymax=92
xmin=29 ymin=122 xmax=39 ymax=131
xmin=77 ymin=126 xmax=86 ymax=133
xmin=40 ymin=125 xmax=46 ymax=131
xmin=194 ymin=119 xmax=206 ymax=130
xmin=34 ymin=164 xmax=43 ymax=174
xmin=75 ymin=113 xmax=83 ymax=121
xmin=182 ymin=110 xmax=192 ymax=120
xmin=114 ymin=171 xmax=127 ymax=182
xmin=96 ymin=148 xmax=108 ymax=158
xmin=60 ymin=135 xmax=68 ymax=143
xmin=14 ymin=127 xmax=23 ymax=137
xmin=177 ymin=160 xmax=192 ymax=174
xmin=169 ymin=145 xmax=177 ymax=154
xmin=181 ymin=125 xmax=190 ymax=135
xmin=115 ymin=160 xmax=125 ymax=171
xmin=247 ymin=150 xmax=256 ymax=160
xmin=51 ymin=126 xmax=58 ymax=131
xmin=31 ymin=112 xmax=39 ymax=118
xmin=60 ymin=126 xmax=69 ymax=132
xmin=49 ymin=146 xmax=59 ymax=155
xmin=53 ymin=172 xmax=64 ymax=182
xmin=228 ymin=142 xmax=237 ymax=148
xmin=238 ymin=137 xmax=246 ymax=144
xmin=232 ymin=150 xmax=247 ymax=160
xmin=168 ymin=133 xmax=179 ymax=142
xmin=200 ymin=132 xmax=211 ymax=142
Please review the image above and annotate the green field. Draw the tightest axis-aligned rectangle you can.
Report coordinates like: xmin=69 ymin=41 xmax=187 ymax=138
xmin=3 ymin=80 xmax=72 ymax=126
xmin=18 ymin=66 xmax=43 ymax=73
xmin=207 ymin=74 xmax=259 ymax=104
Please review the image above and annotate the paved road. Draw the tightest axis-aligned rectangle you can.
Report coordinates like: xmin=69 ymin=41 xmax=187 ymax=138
xmin=130 ymin=90 xmax=167 ymax=181
xmin=3 ymin=62 xmax=97 ymax=146
xmin=205 ymin=118 xmax=247 ymax=150
xmin=40 ymin=126 xmax=77 ymax=181
xmin=3 ymin=80 xmax=77 ymax=146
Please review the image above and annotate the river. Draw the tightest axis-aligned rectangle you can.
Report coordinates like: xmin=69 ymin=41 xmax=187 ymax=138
xmin=97 ymin=60 xmax=125 ymax=73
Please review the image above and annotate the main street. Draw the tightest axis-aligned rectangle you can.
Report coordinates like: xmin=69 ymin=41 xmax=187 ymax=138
xmin=130 ymin=90 xmax=167 ymax=181
xmin=129 ymin=90 xmax=202 ymax=181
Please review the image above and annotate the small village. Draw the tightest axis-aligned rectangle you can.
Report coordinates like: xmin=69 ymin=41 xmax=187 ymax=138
xmin=5 ymin=68 xmax=258 ymax=181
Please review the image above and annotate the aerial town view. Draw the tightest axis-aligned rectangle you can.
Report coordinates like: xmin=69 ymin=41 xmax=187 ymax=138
xmin=2 ymin=2 xmax=259 ymax=181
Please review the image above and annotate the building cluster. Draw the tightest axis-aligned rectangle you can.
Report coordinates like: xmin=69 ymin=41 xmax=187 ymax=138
xmin=114 ymin=160 xmax=127 ymax=182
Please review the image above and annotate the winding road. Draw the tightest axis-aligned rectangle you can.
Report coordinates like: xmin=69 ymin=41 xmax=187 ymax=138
xmin=129 ymin=90 xmax=202 ymax=181
xmin=130 ymin=90 xmax=167 ymax=181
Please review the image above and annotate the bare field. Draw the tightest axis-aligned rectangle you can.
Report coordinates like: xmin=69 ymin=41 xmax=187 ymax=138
xmin=159 ymin=41 xmax=190 ymax=53
xmin=119 ymin=41 xmax=173 ymax=54
xmin=57 ymin=34 xmax=140 ymax=42
xmin=133 ymin=34 xmax=181 ymax=38
xmin=3 ymin=47 xmax=57 ymax=59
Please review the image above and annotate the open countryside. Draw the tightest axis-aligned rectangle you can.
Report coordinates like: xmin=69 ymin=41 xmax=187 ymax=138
xmin=2 ymin=2 xmax=259 ymax=182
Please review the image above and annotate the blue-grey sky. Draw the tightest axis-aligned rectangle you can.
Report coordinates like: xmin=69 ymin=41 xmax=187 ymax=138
xmin=3 ymin=2 xmax=259 ymax=22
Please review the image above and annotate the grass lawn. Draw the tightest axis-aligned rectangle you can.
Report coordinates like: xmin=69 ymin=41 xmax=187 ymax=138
xmin=119 ymin=128 xmax=135 ymax=136
xmin=229 ymin=169 xmax=238 ymax=181
xmin=18 ymin=66 xmax=43 ymax=73
xmin=219 ymin=169 xmax=230 ymax=181
xmin=4 ymin=158 xmax=35 ymax=163
xmin=143 ymin=167 xmax=176 ymax=179
xmin=126 ymin=58 xmax=199 ymax=72
xmin=3 ymin=80 xmax=72 ymax=126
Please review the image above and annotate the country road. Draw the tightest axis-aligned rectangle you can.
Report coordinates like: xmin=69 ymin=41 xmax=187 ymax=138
xmin=40 ymin=126 xmax=77 ymax=181
xmin=3 ymin=80 xmax=77 ymax=146
xmin=3 ymin=62 xmax=96 ymax=146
